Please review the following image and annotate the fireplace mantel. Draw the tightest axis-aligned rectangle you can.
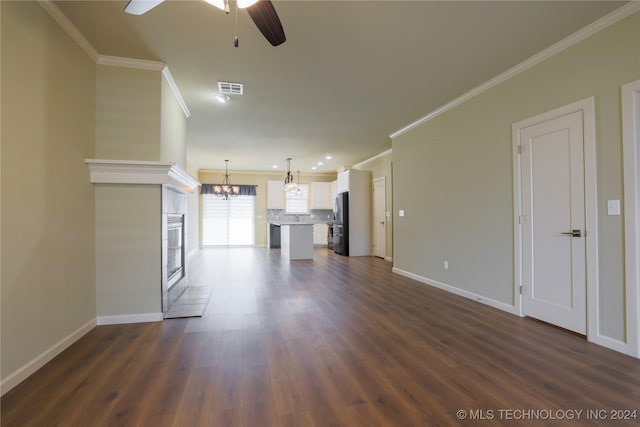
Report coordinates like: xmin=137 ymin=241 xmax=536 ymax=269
xmin=85 ymin=159 xmax=200 ymax=193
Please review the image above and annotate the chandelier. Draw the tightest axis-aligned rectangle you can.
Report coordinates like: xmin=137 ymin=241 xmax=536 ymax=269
xmin=284 ymin=158 xmax=298 ymax=192
xmin=213 ymin=160 xmax=240 ymax=200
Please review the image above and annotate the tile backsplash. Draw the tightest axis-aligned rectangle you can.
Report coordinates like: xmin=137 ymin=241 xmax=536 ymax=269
xmin=268 ymin=209 xmax=333 ymax=223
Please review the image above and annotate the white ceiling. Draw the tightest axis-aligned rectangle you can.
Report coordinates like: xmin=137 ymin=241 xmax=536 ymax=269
xmin=54 ymin=0 xmax=625 ymax=173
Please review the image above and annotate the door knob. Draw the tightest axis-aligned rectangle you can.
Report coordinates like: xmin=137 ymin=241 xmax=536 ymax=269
xmin=561 ymin=229 xmax=582 ymax=237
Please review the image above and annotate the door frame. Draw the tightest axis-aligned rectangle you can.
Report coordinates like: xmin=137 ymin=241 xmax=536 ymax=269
xmin=372 ymin=177 xmax=386 ymax=259
xmin=512 ymin=97 xmax=599 ymax=343
xmin=622 ymin=79 xmax=640 ymax=358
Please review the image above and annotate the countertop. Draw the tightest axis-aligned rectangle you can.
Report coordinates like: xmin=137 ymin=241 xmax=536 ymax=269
xmin=269 ymin=220 xmax=333 ymax=226
xmin=269 ymin=221 xmax=317 ymax=226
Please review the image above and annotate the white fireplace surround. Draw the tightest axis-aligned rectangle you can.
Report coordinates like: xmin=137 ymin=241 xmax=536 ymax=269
xmin=86 ymin=158 xmax=200 ymax=320
xmin=85 ymin=159 xmax=199 ymax=192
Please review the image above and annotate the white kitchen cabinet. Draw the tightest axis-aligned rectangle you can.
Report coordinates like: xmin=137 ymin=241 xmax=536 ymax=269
xmin=337 ymin=171 xmax=349 ymax=193
xmin=267 ymin=180 xmax=285 ymax=209
xmin=281 ymin=224 xmax=314 ymax=260
xmin=313 ymin=223 xmax=328 ymax=245
xmin=310 ymin=182 xmax=331 ymax=210
xmin=330 ymin=180 xmax=337 ymax=204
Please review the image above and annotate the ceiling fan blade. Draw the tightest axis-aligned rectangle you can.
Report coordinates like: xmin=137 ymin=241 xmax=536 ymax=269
xmin=245 ymin=0 xmax=286 ymax=46
xmin=124 ymin=0 xmax=165 ymax=15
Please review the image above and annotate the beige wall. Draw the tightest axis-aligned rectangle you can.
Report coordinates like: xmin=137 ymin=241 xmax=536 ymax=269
xmin=1 ymin=1 xmax=96 ymax=379
xmin=96 ymin=65 xmax=189 ymax=168
xmin=95 ymin=185 xmax=162 ymax=316
xmin=95 ymin=65 xmax=162 ymax=161
xmin=354 ymin=151 xmax=393 ymax=259
xmin=161 ymin=77 xmax=187 ymax=169
xmin=199 ymin=170 xmax=336 ymax=247
xmin=392 ymin=12 xmax=640 ymax=342
xmin=186 ymin=160 xmax=200 ymax=258
xmin=94 ymin=63 xmax=192 ymax=319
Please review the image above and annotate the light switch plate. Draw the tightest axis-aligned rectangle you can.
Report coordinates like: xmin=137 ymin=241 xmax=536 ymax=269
xmin=399 ymin=210 xmax=405 ymax=217
xmin=607 ymin=200 xmax=620 ymax=216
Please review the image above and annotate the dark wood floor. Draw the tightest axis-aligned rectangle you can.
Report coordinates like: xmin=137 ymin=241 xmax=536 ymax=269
xmin=3 ymin=248 xmax=640 ymax=426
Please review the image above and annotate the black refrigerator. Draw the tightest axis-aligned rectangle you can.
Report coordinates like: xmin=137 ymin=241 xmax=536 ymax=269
xmin=333 ymin=191 xmax=349 ymax=255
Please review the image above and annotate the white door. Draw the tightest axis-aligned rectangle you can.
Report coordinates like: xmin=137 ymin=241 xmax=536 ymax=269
xmin=520 ymin=110 xmax=587 ymax=334
xmin=622 ymin=79 xmax=640 ymax=357
xmin=373 ymin=178 xmax=386 ymax=259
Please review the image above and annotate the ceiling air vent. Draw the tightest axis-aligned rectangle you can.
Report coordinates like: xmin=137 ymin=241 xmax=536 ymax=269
xmin=218 ymin=81 xmax=243 ymax=95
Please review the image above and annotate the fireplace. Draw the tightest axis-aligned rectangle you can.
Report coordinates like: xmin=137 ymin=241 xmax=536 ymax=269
xmin=162 ymin=186 xmax=189 ymax=315
xmin=86 ymin=159 xmax=200 ymax=322
xmin=167 ymin=214 xmax=185 ymax=289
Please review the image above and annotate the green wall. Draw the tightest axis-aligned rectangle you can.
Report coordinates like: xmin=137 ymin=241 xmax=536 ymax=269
xmin=1 ymin=1 xmax=97 ymax=380
xmin=392 ymin=12 xmax=640 ymax=341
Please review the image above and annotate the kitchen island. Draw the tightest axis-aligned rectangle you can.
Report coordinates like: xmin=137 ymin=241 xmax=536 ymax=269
xmin=271 ymin=222 xmax=314 ymax=260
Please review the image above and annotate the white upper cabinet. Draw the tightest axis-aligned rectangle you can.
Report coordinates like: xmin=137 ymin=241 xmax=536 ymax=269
xmin=267 ymin=180 xmax=285 ymax=209
xmin=337 ymin=171 xmax=349 ymax=193
xmin=310 ymin=182 xmax=332 ymax=210
xmin=330 ymin=180 xmax=338 ymax=203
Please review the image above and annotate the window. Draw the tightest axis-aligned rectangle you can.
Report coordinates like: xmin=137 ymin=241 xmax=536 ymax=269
xmin=202 ymin=195 xmax=255 ymax=246
xmin=285 ymin=184 xmax=309 ymax=214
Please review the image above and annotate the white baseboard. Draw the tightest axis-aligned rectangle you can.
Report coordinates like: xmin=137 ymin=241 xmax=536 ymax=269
xmin=384 ymin=256 xmax=393 ymax=262
xmin=392 ymin=267 xmax=518 ymax=315
xmin=391 ymin=267 xmax=638 ymax=358
xmin=589 ymin=333 xmax=634 ymax=357
xmin=96 ymin=312 xmax=163 ymax=325
xmin=1 ymin=318 xmax=96 ymax=396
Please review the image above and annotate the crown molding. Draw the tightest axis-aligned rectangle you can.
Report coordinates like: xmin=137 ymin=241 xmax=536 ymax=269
xmin=38 ymin=0 xmax=99 ymax=62
xmin=97 ymin=55 xmax=166 ymax=71
xmin=97 ymin=57 xmax=191 ymax=118
xmin=162 ymin=67 xmax=191 ymax=118
xmin=86 ymin=159 xmax=200 ymax=193
xmin=390 ymin=1 xmax=640 ymax=139
xmin=352 ymin=148 xmax=393 ymax=169
xmin=199 ymin=169 xmax=337 ymax=178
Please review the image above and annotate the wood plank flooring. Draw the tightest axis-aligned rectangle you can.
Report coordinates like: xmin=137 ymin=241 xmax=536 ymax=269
xmin=2 ymin=248 xmax=640 ymax=426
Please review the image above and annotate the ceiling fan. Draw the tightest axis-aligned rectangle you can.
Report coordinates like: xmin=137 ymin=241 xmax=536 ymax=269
xmin=124 ymin=0 xmax=286 ymax=46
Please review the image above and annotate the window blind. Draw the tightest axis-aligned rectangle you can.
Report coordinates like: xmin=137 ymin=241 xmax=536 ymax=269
xmin=285 ymin=184 xmax=309 ymax=214
xmin=202 ymin=195 xmax=255 ymax=246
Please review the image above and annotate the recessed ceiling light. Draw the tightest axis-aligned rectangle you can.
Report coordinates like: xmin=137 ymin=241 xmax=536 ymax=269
xmin=325 ymin=155 xmax=332 ymax=160
xmin=317 ymin=162 xmax=324 ymax=166
xmin=272 ymin=164 xmax=278 ymax=169
xmin=216 ymin=93 xmax=230 ymax=103
xmin=311 ymin=166 xmax=317 ymax=170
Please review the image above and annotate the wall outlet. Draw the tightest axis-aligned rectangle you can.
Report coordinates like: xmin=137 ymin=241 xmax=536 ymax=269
xmin=399 ymin=210 xmax=405 ymax=217
xmin=443 ymin=260 xmax=449 ymax=270
xmin=607 ymin=199 xmax=620 ymax=216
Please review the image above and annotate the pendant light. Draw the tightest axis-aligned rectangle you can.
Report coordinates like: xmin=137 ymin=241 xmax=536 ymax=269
xmin=284 ymin=158 xmax=297 ymax=192
xmin=213 ymin=160 xmax=240 ymax=200
xmin=295 ymin=170 xmax=302 ymax=195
